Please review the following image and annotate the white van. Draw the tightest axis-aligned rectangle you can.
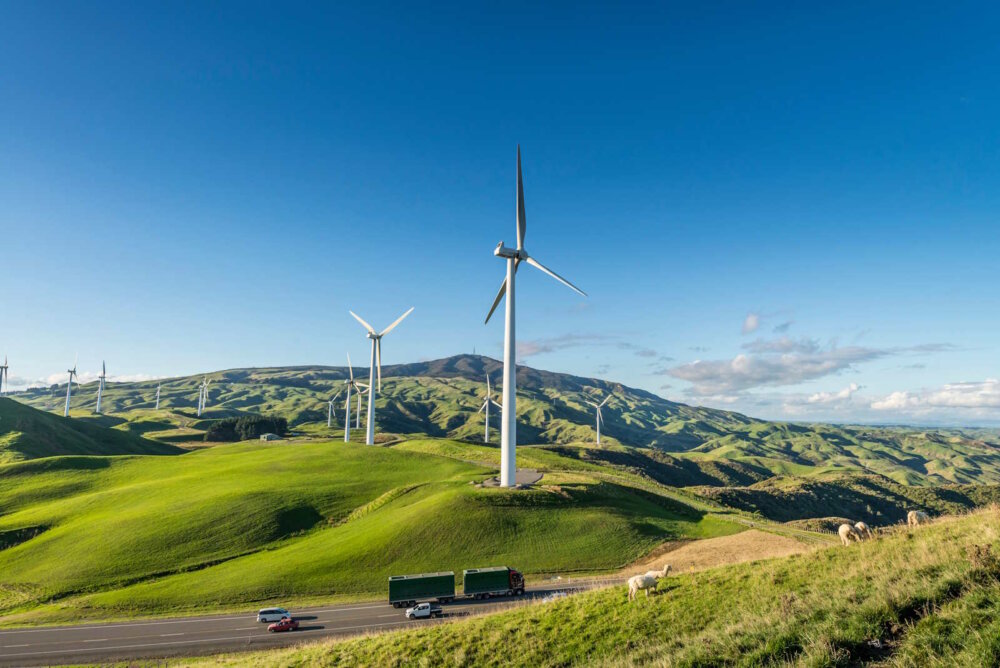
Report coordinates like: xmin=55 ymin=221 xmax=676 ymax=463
xmin=257 ymin=607 xmax=291 ymax=623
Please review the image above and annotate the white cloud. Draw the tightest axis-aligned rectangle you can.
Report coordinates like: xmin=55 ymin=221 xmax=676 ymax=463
xmin=742 ymin=313 xmax=760 ymax=334
xmin=871 ymin=379 xmax=1000 ymax=412
xmin=807 ymin=383 xmax=861 ymax=404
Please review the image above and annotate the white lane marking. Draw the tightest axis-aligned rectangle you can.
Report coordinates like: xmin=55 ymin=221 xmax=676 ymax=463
xmin=3 ymin=644 xmax=28 ymax=648
xmin=82 ymin=639 xmax=107 ymax=642
xmin=0 ymin=620 xmax=419 ymax=657
xmin=0 ymin=603 xmax=390 ymax=636
xmin=160 ymin=633 xmax=183 ymax=637
xmin=377 ymin=614 xmax=399 ymax=618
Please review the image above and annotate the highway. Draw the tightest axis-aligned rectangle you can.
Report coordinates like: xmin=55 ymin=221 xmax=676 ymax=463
xmin=0 ymin=585 xmax=582 ymax=666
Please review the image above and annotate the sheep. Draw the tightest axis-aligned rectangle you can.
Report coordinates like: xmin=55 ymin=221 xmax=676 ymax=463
xmin=628 ymin=564 xmax=672 ymax=601
xmin=838 ymin=523 xmax=863 ymax=546
xmin=854 ymin=521 xmax=874 ymax=540
xmin=907 ymin=510 xmax=930 ymax=527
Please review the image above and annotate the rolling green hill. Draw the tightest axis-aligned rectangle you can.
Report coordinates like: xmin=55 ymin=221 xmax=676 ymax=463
xmin=0 ymin=398 xmax=182 ymax=464
xmin=0 ymin=438 xmax=740 ymax=624
xmin=188 ymin=508 xmax=1000 ymax=667
xmin=11 ymin=355 xmax=1000 ymax=486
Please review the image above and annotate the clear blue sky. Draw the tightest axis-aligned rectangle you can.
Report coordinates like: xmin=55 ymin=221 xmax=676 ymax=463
xmin=2 ymin=2 xmax=998 ymax=424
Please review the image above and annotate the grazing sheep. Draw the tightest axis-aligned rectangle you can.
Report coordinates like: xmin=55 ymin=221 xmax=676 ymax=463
xmin=907 ymin=510 xmax=930 ymax=527
xmin=854 ymin=521 xmax=874 ymax=540
xmin=628 ymin=564 xmax=672 ymax=601
xmin=838 ymin=523 xmax=863 ymax=546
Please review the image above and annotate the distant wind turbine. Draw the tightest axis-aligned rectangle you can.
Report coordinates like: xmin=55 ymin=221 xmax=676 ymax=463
xmin=478 ymin=374 xmax=502 ymax=443
xmin=350 ymin=307 xmax=414 ymax=445
xmin=326 ymin=390 xmax=342 ymax=427
xmin=0 ymin=356 xmax=8 ymax=394
xmin=356 ymin=385 xmax=369 ymax=429
xmin=155 ymin=383 xmax=161 ymax=410
xmin=484 ymin=147 xmax=586 ymax=486
xmin=342 ymin=354 xmax=367 ymax=442
xmin=197 ymin=378 xmax=210 ymax=417
xmin=585 ymin=395 xmax=613 ymax=446
xmin=95 ymin=361 xmax=107 ymax=414
xmin=64 ymin=356 xmax=78 ymax=417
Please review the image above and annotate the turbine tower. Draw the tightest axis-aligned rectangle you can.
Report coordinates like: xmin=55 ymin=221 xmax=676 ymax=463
xmin=485 ymin=147 xmax=587 ymax=487
xmin=342 ymin=354 xmax=367 ymax=442
xmin=0 ymin=356 xmax=8 ymax=394
xmin=478 ymin=374 xmax=501 ymax=443
xmin=585 ymin=395 xmax=612 ymax=446
xmin=95 ymin=361 xmax=107 ymax=414
xmin=196 ymin=378 xmax=210 ymax=417
xmin=155 ymin=383 xmax=161 ymax=410
xmin=349 ymin=307 xmax=414 ymax=445
xmin=64 ymin=356 xmax=78 ymax=417
xmin=356 ymin=386 xmax=368 ymax=429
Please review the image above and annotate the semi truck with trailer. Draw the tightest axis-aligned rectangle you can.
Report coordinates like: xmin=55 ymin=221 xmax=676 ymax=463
xmin=388 ymin=566 xmax=525 ymax=607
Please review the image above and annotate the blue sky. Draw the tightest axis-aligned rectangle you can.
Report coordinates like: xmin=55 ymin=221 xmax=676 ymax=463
xmin=2 ymin=2 xmax=999 ymax=424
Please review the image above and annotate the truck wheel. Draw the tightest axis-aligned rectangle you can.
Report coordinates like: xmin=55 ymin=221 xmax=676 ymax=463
xmin=507 ymin=589 xmax=513 ymax=596
xmin=517 ymin=588 xmax=524 ymax=595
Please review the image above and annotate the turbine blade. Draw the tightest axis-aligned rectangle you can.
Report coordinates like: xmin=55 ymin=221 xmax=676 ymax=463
xmin=376 ymin=339 xmax=382 ymax=391
xmin=380 ymin=307 xmax=414 ymax=336
xmin=516 ymin=145 xmax=526 ymax=251
xmin=485 ymin=277 xmax=507 ymax=324
xmin=585 ymin=400 xmax=598 ymax=407
xmin=600 ymin=395 xmax=611 ymax=407
xmin=478 ymin=401 xmax=486 ymax=413
xmin=349 ymin=311 xmax=377 ymax=335
xmin=347 ymin=353 xmax=354 ymax=381
xmin=598 ymin=408 xmax=604 ymax=427
xmin=524 ymin=255 xmax=587 ymax=297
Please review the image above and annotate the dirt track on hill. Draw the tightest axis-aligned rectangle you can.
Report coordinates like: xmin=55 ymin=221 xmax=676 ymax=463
xmin=623 ymin=529 xmax=814 ymax=576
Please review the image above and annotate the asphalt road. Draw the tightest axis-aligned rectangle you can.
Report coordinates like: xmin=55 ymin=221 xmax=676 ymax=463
xmin=0 ymin=585 xmax=582 ymax=666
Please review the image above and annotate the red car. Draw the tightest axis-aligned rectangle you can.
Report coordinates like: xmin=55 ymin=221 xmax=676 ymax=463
xmin=267 ymin=616 xmax=299 ymax=632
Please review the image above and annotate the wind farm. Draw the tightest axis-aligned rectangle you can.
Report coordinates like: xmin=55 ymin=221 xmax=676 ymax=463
xmin=5 ymin=3 xmax=998 ymax=665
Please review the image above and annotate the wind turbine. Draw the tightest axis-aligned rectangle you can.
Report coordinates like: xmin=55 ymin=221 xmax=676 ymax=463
xmin=478 ymin=374 xmax=502 ymax=443
xmin=0 ymin=356 xmax=8 ymax=394
xmin=196 ymin=378 xmax=210 ymax=417
xmin=95 ymin=361 xmax=107 ymax=414
xmin=155 ymin=383 xmax=161 ymax=410
xmin=342 ymin=354 xmax=367 ymax=442
xmin=64 ymin=356 xmax=78 ymax=417
xmin=585 ymin=395 xmax=613 ymax=446
xmin=326 ymin=390 xmax=342 ymax=427
xmin=349 ymin=308 xmax=414 ymax=445
xmin=356 ymin=385 xmax=369 ymax=429
xmin=484 ymin=147 xmax=587 ymax=486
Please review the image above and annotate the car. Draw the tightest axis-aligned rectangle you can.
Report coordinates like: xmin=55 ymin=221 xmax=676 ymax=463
xmin=405 ymin=602 xmax=443 ymax=619
xmin=257 ymin=607 xmax=291 ymax=623
xmin=267 ymin=616 xmax=299 ymax=632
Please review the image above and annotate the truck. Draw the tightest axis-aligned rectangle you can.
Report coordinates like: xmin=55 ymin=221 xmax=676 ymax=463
xmin=462 ymin=566 xmax=525 ymax=599
xmin=388 ymin=571 xmax=456 ymax=608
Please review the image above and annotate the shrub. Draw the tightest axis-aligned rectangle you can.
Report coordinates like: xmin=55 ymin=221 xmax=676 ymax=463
xmin=204 ymin=415 xmax=288 ymax=442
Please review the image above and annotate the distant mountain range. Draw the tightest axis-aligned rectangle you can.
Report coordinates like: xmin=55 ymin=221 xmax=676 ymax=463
xmin=11 ymin=354 xmax=1000 ymax=485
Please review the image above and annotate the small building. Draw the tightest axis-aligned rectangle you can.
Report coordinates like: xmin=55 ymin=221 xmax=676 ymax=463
xmin=259 ymin=433 xmax=281 ymax=442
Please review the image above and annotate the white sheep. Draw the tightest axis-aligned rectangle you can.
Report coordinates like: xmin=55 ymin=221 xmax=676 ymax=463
xmin=854 ymin=521 xmax=874 ymax=540
xmin=627 ymin=563 xmax=672 ymax=601
xmin=907 ymin=510 xmax=930 ymax=527
xmin=838 ymin=523 xmax=862 ymax=546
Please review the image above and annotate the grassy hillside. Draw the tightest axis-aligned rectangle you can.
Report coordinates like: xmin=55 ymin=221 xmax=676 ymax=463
xmin=184 ymin=508 xmax=1000 ymax=667
xmin=692 ymin=471 xmax=1000 ymax=524
xmin=12 ymin=355 xmax=1000 ymax=486
xmin=0 ymin=438 xmax=740 ymax=624
xmin=0 ymin=397 xmax=182 ymax=464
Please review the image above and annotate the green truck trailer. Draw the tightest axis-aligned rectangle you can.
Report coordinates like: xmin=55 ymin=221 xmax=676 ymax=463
xmin=388 ymin=571 xmax=456 ymax=608
xmin=463 ymin=566 xmax=525 ymax=599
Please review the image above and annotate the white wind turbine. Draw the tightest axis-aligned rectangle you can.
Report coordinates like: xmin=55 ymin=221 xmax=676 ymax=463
xmin=326 ymin=390 xmax=342 ymax=428
xmin=485 ymin=147 xmax=586 ymax=486
xmin=197 ymin=378 xmax=210 ymax=417
xmin=155 ymin=383 xmax=161 ymax=410
xmin=349 ymin=308 xmax=414 ymax=445
xmin=94 ymin=361 xmax=107 ymax=414
xmin=478 ymin=374 xmax=502 ymax=444
xmin=0 ymin=356 xmax=8 ymax=394
xmin=356 ymin=385 xmax=369 ymax=429
xmin=64 ymin=356 xmax=78 ymax=417
xmin=342 ymin=354 xmax=367 ymax=442
xmin=585 ymin=395 xmax=613 ymax=446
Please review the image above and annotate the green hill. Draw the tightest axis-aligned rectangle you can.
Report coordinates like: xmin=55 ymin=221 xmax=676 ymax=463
xmin=0 ymin=397 xmax=182 ymax=464
xmin=12 ymin=355 xmax=1000 ymax=486
xmin=186 ymin=508 xmax=1000 ymax=667
xmin=0 ymin=438 xmax=739 ymax=624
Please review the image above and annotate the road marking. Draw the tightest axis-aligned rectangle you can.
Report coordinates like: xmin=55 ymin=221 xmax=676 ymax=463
xmin=160 ymin=633 xmax=183 ymax=637
xmin=3 ymin=644 xmax=28 ymax=648
xmin=377 ymin=614 xmax=398 ymax=618
xmin=82 ymin=638 xmax=107 ymax=642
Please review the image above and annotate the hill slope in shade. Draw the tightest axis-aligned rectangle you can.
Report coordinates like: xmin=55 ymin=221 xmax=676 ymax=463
xmin=185 ymin=509 xmax=1000 ymax=667
xmin=12 ymin=354 xmax=1000 ymax=485
xmin=0 ymin=398 xmax=182 ymax=464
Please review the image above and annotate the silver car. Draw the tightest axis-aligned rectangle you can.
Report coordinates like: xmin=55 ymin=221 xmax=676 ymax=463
xmin=257 ymin=607 xmax=291 ymax=622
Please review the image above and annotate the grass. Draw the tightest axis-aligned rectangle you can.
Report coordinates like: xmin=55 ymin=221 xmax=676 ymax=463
xmin=176 ymin=508 xmax=1000 ymax=667
xmin=0 ymin=438 xmax=740 ymax=625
